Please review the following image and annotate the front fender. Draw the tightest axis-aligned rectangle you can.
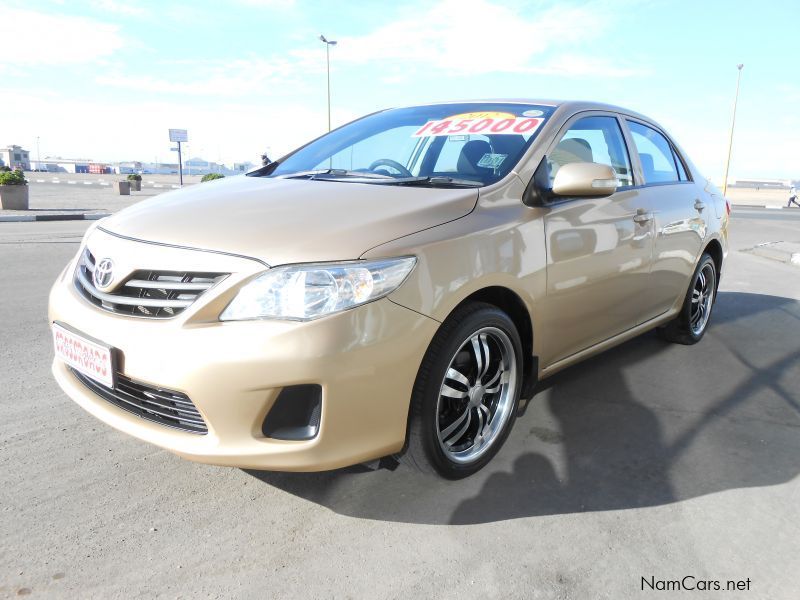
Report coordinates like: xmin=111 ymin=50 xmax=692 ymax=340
xmin=361 ymin=204 xmax=547 ymax=356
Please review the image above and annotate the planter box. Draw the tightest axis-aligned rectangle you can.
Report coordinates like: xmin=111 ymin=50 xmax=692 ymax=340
xmin=0 ymin=185 xmax=29 ymax=210
xmin=128 ymin=180 xmax=141 ymax=191
xmin=116 ymin=181 xmax=131 ymax=195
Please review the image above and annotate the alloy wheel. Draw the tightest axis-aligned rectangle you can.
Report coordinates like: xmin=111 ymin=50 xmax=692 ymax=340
xmin=690 ymin=262 xmax=715 ymax=336
xmin=435 ymin=327 xmax=517 ymax=464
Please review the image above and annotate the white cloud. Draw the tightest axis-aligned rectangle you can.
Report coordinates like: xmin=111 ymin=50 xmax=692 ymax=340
xmin=234 ymin=0 xmax=296 ymax=7
xmin=527 ymin=55 xmax=646 ymax=78
xmin=292 ymin=0 xmax=631 ymax=77
xmin=97 ymin=72 xmax=266 ymax=97
xmin=91 ymin=0 xmax=147 ymax=17
xmin=96 ymin=57 xmax=299 ymax=97
xmin=775 ymin=84 xmax=800 ymax=102
xmin=0 ymin=8 xmax=125 ymax=65
xmin=0 ymin=87 xmax=327 ymax=166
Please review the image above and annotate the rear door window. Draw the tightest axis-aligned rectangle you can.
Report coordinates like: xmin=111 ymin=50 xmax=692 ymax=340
xmin=627 ymin=121 xmax=680 ymax=184
xmin=672 ymin=147 xmax=690 ymax=181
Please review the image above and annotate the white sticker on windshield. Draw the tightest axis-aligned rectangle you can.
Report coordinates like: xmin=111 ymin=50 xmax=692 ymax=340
xmin=522 ymin=109 xmax=544 ymax=117
xmin=477 ymin=153 xmax=507 ymax=168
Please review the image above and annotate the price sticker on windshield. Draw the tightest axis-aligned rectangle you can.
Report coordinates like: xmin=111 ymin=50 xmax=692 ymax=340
xmin=413 ymin=111 xmax=544 ymax=138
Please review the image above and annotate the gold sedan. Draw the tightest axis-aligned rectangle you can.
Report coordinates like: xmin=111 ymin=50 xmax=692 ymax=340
xmin=49 ymin=100 xmax=729 ymax=478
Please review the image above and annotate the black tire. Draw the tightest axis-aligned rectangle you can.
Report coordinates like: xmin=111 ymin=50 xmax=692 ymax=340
xmin=400 ymin=302 xmax=523 ymax=479
xmin=658 ymin=253 xmax=717 ymax=345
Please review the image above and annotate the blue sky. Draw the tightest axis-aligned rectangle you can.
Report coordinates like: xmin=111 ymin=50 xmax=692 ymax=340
xmin=2 ymin=0 xmax=798 ymax=181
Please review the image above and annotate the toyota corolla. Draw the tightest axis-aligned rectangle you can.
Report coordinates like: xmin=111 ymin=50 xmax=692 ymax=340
xmin=49 ymin=100 xmax=729 ymax=478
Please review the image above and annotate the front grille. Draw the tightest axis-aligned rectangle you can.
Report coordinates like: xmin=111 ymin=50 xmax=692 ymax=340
xmin=75 ymin=248 xmax=227 ymax=318
xmin=71 ymin=368 xmax=208 ymax=434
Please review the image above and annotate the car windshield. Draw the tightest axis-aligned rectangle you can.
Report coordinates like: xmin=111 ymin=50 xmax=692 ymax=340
xmin=256 ymin=103 xmax=556 ymax=187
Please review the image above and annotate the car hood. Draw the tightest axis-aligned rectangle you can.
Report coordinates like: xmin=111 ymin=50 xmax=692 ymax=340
xmin=100 ymin=175 xmax=478 ymax=266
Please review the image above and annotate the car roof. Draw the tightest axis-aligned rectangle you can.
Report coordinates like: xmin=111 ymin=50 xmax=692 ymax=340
xmin=394 ymin=98 xmax=653 ymax=123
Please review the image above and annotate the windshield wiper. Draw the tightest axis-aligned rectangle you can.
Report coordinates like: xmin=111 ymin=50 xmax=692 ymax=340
xmin=382 ymin=176 xmax=483 ymax=188
xmin=274 ymin=170 xmax=481 ymax=187
xmin=277 ymin=169 xmax=394 ymax=180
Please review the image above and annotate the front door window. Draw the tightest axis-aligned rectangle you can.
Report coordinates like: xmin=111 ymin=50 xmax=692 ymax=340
xmin=548 ymin=116 xmax=633 ymax=188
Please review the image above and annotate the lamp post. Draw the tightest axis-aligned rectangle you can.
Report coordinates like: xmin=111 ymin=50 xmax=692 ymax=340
xmin=36 ymin=136 xmax=41 ymax=171
xmin=722 ymin=64 xmax=744 ymax=196
xmin=319 ymin=34 xmax=337 ymax=132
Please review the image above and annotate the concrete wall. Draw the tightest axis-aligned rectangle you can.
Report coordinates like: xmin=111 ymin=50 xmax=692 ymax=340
xmin=726 ymin=187 xmax=797 ymax=208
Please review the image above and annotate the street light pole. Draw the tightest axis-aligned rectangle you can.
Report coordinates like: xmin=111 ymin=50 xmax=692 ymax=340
xmin=177 ymin=142 xmax=183 ymax=187
xmin=722 ymin=64 xmax=744 ymax=196
xmin=319 ymin=34 xmax=337 ymax=132
xmin=36 ymin=136 xmax=41 ymax=170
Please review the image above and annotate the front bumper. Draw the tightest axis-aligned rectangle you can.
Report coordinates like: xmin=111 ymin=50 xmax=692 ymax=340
xmin=49 ymin=238 xmax=439 ymax=472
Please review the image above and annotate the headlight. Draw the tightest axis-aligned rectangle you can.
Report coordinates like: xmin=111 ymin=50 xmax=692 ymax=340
xmin=220 ymin=257 xmax=417 ymax=321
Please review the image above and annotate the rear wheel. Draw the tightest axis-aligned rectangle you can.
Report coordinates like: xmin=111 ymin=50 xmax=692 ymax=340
xmin=658 ymin=253 xmax=717 ymax=345
xmin=401 ymin=302 xmax=523 ymax=479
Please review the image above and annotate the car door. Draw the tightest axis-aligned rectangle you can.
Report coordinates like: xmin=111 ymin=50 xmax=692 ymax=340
xmin=539 ymin=113 xmax=656 ymax=366
xmin=622 ymin=119 xmax=706 ymax=322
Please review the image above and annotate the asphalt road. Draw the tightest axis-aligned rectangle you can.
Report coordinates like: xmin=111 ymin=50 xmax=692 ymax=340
xmin=1 ymin=210 xmax=798 ymax=599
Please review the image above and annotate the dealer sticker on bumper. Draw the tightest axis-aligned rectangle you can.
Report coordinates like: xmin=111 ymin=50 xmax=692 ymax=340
xmin=52 ymin=323 xmax=114 ymax=388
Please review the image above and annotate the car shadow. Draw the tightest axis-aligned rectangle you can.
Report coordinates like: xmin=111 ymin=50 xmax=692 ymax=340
xmin=245 ymin=291 xmax=800 ymax=524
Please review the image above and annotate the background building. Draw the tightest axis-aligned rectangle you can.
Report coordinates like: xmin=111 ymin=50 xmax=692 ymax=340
xmin=115 ymin=161 xmax=144 ymax=174
xmin=37 ymin=157 xmax=111 ymax=174
xmin=233 ymin=162 xmax=257 ymax=173
xmin=132 ymin=162 xmax=180 ymax=175
xmin=1 ymin=145 xmax=31 ymax=170
xmin=731 ymin=178 xmax=791 ymax=189
xmin=184 ymin=156 xmax=227 ymax=176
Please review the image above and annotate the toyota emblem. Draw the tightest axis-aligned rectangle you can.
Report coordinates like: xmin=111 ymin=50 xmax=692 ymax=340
xmin=93 ymin=258 xmax=115 ymax=289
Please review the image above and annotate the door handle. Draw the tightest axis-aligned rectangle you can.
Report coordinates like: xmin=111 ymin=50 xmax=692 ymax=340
xmin=633 ymin=209 xmax=651 ymax=224
xmin=694 ymin=199 xmax=706 ymax=212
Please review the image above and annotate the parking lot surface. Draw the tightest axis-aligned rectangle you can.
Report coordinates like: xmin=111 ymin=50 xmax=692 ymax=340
xmin=1 ymin=209 xmax=798 ymax=598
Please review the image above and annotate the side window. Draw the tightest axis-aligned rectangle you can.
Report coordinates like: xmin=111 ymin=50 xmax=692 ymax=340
xmin=672 ymin=147 xmax=689 ymax=181
xmin=547 ymin=116 xmax=633 ymax=187
xmin=627 ymin=121 xmax=680 ymax=184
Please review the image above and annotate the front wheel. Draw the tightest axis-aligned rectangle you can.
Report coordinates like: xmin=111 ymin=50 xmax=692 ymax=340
xmin=401 ymin=302 xmax=523 ymax=479
xmin=658 ymin=253 xmax=717 ymax=345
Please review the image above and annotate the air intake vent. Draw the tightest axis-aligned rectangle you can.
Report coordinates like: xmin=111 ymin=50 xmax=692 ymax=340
xmin=71 ymin=368 xmax=207 ymax=434
xmin=75 ymin=248 xmax=227 ymax=318
xmin=262 ymin=385 xmax=322 ymax=441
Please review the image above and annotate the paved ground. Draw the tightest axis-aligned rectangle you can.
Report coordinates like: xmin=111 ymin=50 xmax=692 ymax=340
xmin=0 ymin=210 xmax=798 ymax=598
xmin=0 ymin=174 xmax=205 ymax=218
xmin=0 ymin=181 xmax=160 ymax=217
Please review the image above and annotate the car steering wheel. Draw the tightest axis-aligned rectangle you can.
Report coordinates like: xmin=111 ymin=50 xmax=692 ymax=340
xmin=368 ymin=159 xmax=413 ymax=178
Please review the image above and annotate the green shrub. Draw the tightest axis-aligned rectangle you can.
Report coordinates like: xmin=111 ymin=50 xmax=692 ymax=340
xmin=201 ymin=173 xmax=225 ymax=182
xmin=0 ymin=168 xmax=27 ymax=186
xmin=126 ymin=173 xmax=142 ymax=181
xmin=0 ymin=165 xmax=11 ymax=172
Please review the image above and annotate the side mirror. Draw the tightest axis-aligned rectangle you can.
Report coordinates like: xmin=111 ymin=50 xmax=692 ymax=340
xmin=552 ymin=162 xmax=619 ymax=197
